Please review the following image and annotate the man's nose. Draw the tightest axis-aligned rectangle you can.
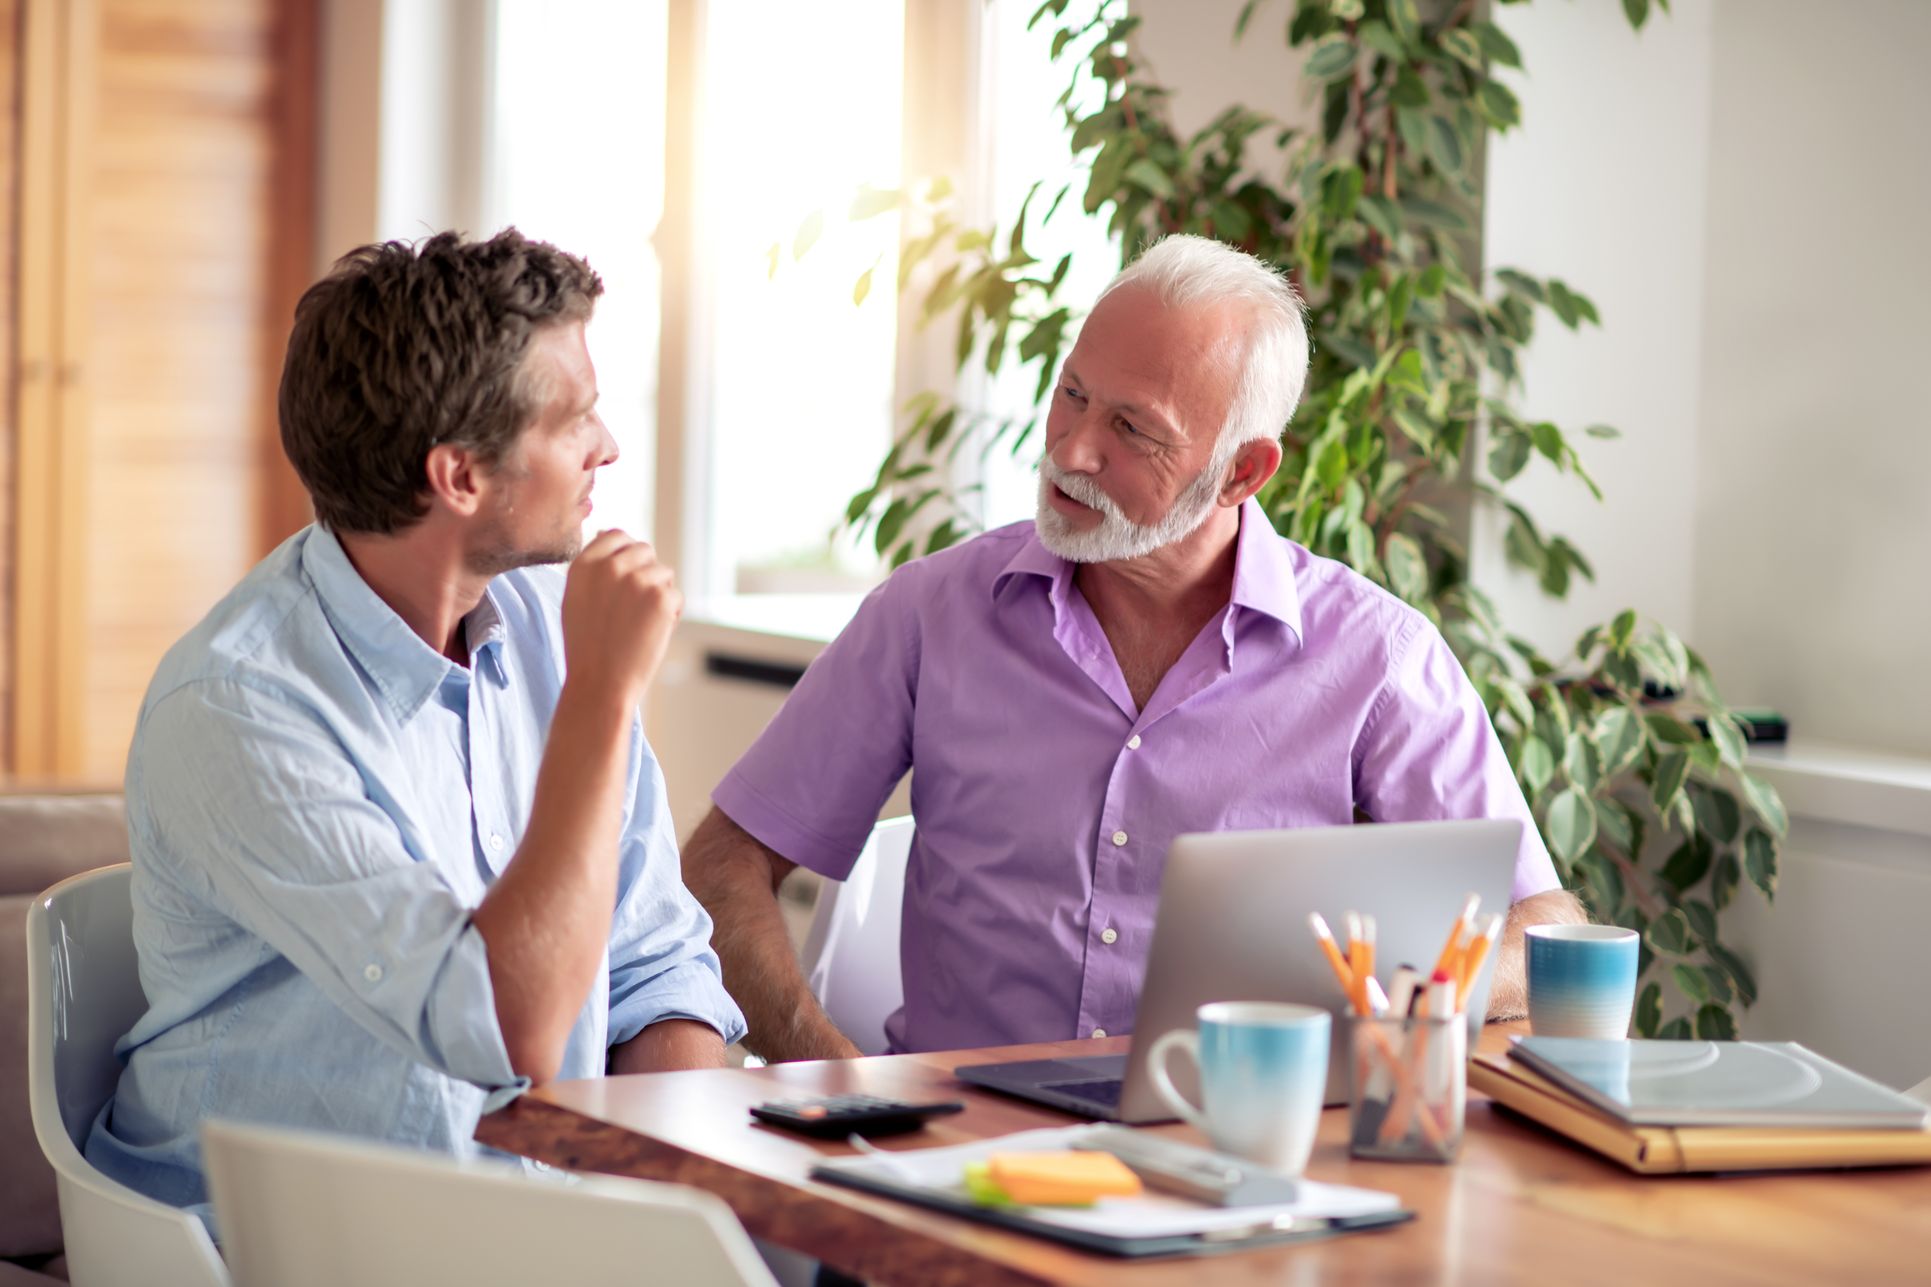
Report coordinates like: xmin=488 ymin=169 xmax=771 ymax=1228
xmin=1049 ymin=408 xmax=1103 ymax=475
xmin=596 ymin=420 xmax=620 ymax=468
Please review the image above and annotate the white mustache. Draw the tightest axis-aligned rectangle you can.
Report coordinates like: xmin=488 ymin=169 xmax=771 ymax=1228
xmin=1040 ymin=461 xmax=1124 ymax=518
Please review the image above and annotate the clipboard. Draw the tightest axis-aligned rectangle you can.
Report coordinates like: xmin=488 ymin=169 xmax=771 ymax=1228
xmin=1470 ymin=1051 xmax=1931 ymax=1174
xmin=809 ymin=1126 xmax=1414 ymax=1259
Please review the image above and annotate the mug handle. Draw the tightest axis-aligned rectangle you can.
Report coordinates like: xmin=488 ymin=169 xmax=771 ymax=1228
xmin=1145 ymin=1029 xmax=1212 ymax=1135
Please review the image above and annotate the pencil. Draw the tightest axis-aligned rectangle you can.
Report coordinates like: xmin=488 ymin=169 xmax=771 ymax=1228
xmin=1456 ymin=913 xmax=1505 ymax=1011
xmin=1432 ymin=893 xmax=1479 ymax=979
xmin=1307 ymin=912 xmax=1355 ymax=1000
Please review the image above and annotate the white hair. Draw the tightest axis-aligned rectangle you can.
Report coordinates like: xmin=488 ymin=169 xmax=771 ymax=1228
xmin=1095 ymin=234 xmax=1310 ymax=452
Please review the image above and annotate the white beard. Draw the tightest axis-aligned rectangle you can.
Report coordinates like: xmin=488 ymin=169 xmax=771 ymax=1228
xmin=1034 ymin=455 xmax=1228 ymax=563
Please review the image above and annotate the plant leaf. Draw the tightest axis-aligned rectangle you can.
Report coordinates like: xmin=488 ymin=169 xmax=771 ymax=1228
xmin=1646 ymin=908 xmax=1693 ymax=955
xmin=1659 ymin=840 xmax=1711 ymax=892
xmin=792 ymin=208 xmax=824 ymax=260
xmin=1635 ymin=981 xmax=1662 ymax=1036
xmin=1518 ymin=736 xmax=1555 ymax=796
xmin=1695 ymin=1003 xmax=1738 ymax=1041
xmin=1649 ymin=748 xmax=1691 ymax=816
xmin=1593 ymin=707 xmax=1645 ymax=776
xmin=1673 ymin=963 xmax=1711 ymax=1006
xmin=1545 ymin=787 xmax=1597 ymax=864
xmin=1743 ymin=828 xmax=1778 ymax=899
xmin=1739 ymin=772 xmax=1788 ymax=836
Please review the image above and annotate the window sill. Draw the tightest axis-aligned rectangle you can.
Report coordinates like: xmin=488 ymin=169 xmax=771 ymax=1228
xmin=1747 ymin=739 xmax=1931 ymax=839
xmin=683 ymin=593 xmax=868 ymax=647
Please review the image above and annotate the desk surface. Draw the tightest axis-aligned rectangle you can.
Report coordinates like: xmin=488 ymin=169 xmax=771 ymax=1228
xmin=476 ymin=1028 xmax=1931 ymax=1286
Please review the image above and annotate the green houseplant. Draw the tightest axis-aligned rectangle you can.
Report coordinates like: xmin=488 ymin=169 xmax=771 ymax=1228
xmin=800 ymin=0 xmax=1781 ymax=1039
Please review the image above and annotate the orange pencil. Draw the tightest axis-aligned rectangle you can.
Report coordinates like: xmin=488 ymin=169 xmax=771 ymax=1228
xmin=1356 ymin=914 xmax=1378 ymax=1016
xmin=1307 ymin=912 xmax=1355 ymax=1000
xmin=1431 ymin=893 xmax=1480 ymax=979
xmin=1456 ymin=913 xmax=1505 ymax=1010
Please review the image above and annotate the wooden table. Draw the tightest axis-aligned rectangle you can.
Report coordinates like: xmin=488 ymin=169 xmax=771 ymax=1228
xmin=476 ymin=1027 xmax=1931 ymax=1285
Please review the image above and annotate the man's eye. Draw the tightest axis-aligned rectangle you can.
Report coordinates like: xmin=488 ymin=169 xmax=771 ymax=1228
xmin=1118 ymin=418 xmax=1141 ymax=437
xmin=1061 ymin=385 xmax=1085 ymax=402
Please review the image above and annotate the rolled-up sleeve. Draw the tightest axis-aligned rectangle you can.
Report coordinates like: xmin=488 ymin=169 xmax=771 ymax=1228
xmin=138 ymin=679 xmax=525 ymax=1099
xmin=606 ymin=744 xmax=746 ymax=1048
xmin=1353 ymin=618 xmax=1561 ymax=901
xmin=710 ymin=575 xmax=919 ymax=880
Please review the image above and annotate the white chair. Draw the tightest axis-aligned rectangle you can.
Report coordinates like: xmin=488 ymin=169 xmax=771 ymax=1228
xmin=202 ymin=1118 xmax=775 ymax=1287
xmin=25 ymin=864 xmax=229 ymax=1287
xmin=799 ymin=815 xmax=914 ymax=1056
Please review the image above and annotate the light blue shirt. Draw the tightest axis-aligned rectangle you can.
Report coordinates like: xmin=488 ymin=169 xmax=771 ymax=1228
xmin=86 ymin=526 xmax=744 ymax=1218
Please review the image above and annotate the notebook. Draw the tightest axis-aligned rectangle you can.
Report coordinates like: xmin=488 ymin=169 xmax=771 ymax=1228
xmin=1507 ymin=1037 xmax=1931 ymax=1129
xmin=810 ymin=1126 xmax=1412 ymax=1259
xmin=1469 ymin=1051 xmax=1931 ymax=1174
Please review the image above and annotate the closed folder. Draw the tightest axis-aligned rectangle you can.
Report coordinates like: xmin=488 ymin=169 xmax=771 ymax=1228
xmin=1469 ymin=1052 xmax=1931 ymax=1174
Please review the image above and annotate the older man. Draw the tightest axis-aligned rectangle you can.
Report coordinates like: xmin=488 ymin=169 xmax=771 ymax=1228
xmin=684 ymin=235 xmax=1582 ymax=1061
xmin=88 ymin=230 xmax=743 ymax=1219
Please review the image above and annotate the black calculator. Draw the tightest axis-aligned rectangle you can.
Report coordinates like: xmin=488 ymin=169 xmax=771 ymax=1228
xmin=749 ymin=1094 xmax=964 ymax=1138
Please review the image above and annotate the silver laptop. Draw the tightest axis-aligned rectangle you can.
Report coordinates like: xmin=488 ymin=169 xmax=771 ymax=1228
xmin=954 ymin=818 xmax=1521 ymax=1121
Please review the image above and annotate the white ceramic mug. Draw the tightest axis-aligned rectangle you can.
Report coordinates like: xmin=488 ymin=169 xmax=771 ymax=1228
xmin=1145 ymin=1001 xmax=1331 ymax=1175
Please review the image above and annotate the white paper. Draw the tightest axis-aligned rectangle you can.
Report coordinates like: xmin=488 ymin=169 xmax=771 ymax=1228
xmin=816 ymin=1125 xmax=1401 ymax=1239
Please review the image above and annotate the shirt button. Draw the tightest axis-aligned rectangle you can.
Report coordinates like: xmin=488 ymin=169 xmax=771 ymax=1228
xmin=1126 ymin=735 xmax=1142 ymax=750
xmin=363 ymin=964 xmax=383 ymax=983
xmin=1111 ymin=830 xmax=1128 ymax=847
xmin=1100 ymin=927 xmax=1118 ymax=945
xmin=1092 ymin=1028 xmax=1108 ymax=1039
xmin=488 ymin=833 xmax=506 ymax=853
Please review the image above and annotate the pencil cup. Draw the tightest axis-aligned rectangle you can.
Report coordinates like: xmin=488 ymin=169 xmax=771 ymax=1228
xmin=1526 ymin=923 xmax=1639 ymax=1039
xmin=1348 ymin=1015 xmax=1466 ymax=1162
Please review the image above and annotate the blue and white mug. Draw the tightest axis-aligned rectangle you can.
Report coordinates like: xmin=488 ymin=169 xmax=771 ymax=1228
xmin=1146 ymin=1001 xmax=1330 ymax=1175
xmin=1526 ymin=924 xmax=1640 ymax=1039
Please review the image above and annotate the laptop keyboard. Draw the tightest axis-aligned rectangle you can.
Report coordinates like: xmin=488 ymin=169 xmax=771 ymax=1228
xmin=1041 ymin=1077 xmax=1125 ymax=1108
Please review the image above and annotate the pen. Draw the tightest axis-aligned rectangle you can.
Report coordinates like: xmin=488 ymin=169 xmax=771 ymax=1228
xmin=1455 ymin=913 xmax=1505 ymax=1011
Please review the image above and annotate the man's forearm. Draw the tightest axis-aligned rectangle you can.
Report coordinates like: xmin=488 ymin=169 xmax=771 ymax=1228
xmin=609 ymin=1018 xmax=729 ymax=1075
xmin=473 ymin=680 xmax=633 ymax=1081
xmin=683 ymin=809 xmax=863 ymax=1063
xmin=1485 ymin=887 xmax=1589 ymax=1021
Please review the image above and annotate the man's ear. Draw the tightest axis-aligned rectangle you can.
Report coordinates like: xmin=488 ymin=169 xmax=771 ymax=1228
xmin=1219 ymin=436 xmax=1284 ymax=507
xmin=423 ymin=443 xmax=488 ymax=518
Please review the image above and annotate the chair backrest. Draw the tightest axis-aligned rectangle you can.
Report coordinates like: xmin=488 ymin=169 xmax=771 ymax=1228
xmin=799 ymin=816 xmax=913 ymax=1056
xmin=202 ymin=1118 xmax=775 ymax=1287
xmin=26 ymin=864 xmax=228 ymax=1286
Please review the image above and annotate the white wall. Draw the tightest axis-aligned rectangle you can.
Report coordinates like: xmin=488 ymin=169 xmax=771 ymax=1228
xmin=1477 ymin=1 xmax=1931 ymax=1085
xmin=1474 ymin=0 xmax=1715 ymax=658
xmin=1689 ymin=0 xmax=1931 ymax=759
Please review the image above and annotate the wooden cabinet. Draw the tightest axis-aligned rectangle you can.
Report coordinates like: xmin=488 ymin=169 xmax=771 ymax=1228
xmin=7 ymin=0 xmax=315 ymax=781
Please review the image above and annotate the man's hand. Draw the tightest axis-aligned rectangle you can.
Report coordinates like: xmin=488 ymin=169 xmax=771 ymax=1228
xmin=1486 ymin=888 xmax=1589 ymax=1020
xmin=561 ymin=529 xmax=683 ymax=708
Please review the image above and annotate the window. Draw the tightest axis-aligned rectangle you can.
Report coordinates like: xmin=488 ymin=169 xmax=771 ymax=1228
xmin=480 ymin=0 xmax=1116 ymax=614
xmin=486 ymin=0 xmax=669 ymax=544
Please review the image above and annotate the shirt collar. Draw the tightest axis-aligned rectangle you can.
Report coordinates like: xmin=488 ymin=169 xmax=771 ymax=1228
xmin=1227 ymin=497 xmax=1304 ymax=647
xmin=302 ymin=526 xmax=506 ymax=723
xmin=991 ymin=498 xmax=1304 ymax=648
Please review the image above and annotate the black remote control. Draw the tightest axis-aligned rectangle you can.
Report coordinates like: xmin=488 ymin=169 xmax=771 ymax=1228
xmin=749 ymin=1094 xmax=964 ymax=1138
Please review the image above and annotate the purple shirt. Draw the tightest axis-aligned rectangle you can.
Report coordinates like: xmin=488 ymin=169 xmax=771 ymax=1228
xmin=714 ymin=501 xmax=1557 ymax=1053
